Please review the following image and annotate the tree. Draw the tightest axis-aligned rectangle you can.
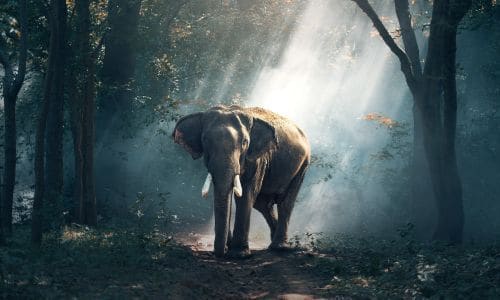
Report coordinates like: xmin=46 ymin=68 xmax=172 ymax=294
xmin=68 ymin=0 xmax=97 ymax=225
xmin=98 ymin=0 xmax=142 ymax=132
xmin=43 ymin=0 xmax=67 ymax=223
xmin=32 ymin=0 xmax=67 ymax=245
xmin=0 ymin=0 xmax=28 ymax=236
xmin=351 ymin=0 xmax=472 ymax=242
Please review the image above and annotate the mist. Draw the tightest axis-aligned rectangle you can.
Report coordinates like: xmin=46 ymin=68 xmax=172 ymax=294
xmin=83 ymin=0 xmax=500 ymax=245
xmin=87 ymin=1 xmax=412 ymax=246
xmin=5 ymin=0 xmax=497 ymax=246
xmin=182 ymin=1 xmax=415 ymax=243
xmin=247 ymin=1 xmax=411 ymax=239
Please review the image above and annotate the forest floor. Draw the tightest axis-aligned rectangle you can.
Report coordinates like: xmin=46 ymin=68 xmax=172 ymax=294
xmin=1 ymin=225 xmax=500 ymax=299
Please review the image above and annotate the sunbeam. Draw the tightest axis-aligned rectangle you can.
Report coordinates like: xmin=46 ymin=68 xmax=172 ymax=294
xmin=244 ymin=1 xmax=410 ymax=237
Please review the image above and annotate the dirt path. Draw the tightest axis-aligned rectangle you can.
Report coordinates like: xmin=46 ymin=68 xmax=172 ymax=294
xmin=189 ymin=250 xmax=331 ymax=299
xmin=174 ymin=233 xmax=347 ymax=299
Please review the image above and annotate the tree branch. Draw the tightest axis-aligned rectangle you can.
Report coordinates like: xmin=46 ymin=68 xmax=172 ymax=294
xmin=394 ymin=0 xmax=422 ymax=79
xmin=351 ymin=0 xmax=418 ymax=93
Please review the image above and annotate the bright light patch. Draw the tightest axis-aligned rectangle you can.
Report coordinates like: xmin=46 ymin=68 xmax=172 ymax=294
xmin=246 ymin=1 xmax=412 ymax=235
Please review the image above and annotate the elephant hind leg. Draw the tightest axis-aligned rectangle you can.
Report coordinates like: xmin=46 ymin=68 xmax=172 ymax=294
xmin=270 ymin=162 xmax=308 ymax=250
xmin=254 ymin=194 xmax=278 ymax=241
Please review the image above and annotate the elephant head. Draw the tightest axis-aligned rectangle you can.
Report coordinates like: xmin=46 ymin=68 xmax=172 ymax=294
xmin=172 ymin=106 xmax=277 ymax=257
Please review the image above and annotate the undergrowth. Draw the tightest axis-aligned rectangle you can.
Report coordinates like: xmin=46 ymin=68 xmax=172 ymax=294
xmin=1 ymin=225 xmax=499 ymax=299
xmin=291 ymin=231 xmax=500 ymax=299
xmin=0 ymin=225 xmax=190 ymax=298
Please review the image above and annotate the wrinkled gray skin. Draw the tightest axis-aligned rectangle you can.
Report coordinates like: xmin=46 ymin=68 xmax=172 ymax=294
xmin=173 ymin=105 xmax=310 ymax=258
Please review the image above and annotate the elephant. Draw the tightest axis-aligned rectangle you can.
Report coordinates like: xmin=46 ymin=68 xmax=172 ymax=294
xmin=172 ymin=105 xmax=310 ymax=258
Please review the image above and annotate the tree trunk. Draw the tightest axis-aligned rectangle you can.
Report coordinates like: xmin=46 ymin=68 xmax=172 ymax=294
xmin=32 ymin=0 xmax=67 ymax=245
xmin=435 ymin=24 xmax=464 ymax=242
xmin=71 ymin=116 xmax=84 ymax=223
xmin=411 ymin=103 xmax=435 ymax=238
xmin=418 ymin=0 xmax=467 ymax=243
xmin=32 ymin=72 xmax=52 ymax=245
xmin=2 ymin=94 xmax=16 ymax=235
xmin=70 ymin=0 xmax=97 ymax=225
xmin=0 ymin=0 xmax=28 ymax=236
xmin=68 ymin=56 xmax=83 ymax=222
xmin=81 ymin=72 xmax=97 ymax=225
xmin=394 ymin=0 xmax=435 ymax=238
xmin=44 ymin=0 xmax=67 ymax=225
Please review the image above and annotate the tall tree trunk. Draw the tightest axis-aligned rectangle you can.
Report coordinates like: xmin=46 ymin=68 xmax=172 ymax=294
xmin=0 ymin=0 xmax=28 ymax=236
xmin=81 ymin=79 xmax=97 ymax=225
xmin=411 ymin=103 xmax=436 ymax=237
xmin=419 ymin=0 xmax=468 ymax=243
xmin=44 ymin=0 xmax=67 ymax=225
xmin=394 ymin=0 xmax=435 ymax=237
xmin=68 ymin=72 xmax=83 ymax=222
xmin=32 ymin=68 xmax=53 ymax=245
xmin=435 ymin=23 xmax=464 ymax=242
xmin=31 ymin=0 xmax=67 ymax=245
xmin=2 ymin=93 xmax=16 ymax=235
xmin=352 ymin=0 xmax=471 ymax=242
xmin=71 ymin=0 xmax=97 ymax=225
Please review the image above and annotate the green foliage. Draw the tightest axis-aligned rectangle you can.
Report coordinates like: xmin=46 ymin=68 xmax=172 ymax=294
xmin=132 ymin=0 xmax=306 ymax=123
xmin=128 ymin=190 xmax=172 ymax=232
xmin=462 ymin=0 xmax=500 ymax=29
xmin=0 ymin=0 xmax=50 ymax=70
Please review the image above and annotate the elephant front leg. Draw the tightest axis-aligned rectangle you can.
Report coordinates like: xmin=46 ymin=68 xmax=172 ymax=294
xmin=227 ymin=192 xmax=254 ymax=258
xmin=228 ymin=162 xmax=266 ymax=258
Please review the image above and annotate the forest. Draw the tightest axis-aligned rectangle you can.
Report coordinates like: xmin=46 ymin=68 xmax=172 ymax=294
xmin=1 ymin=0 xmax=499 ymax=298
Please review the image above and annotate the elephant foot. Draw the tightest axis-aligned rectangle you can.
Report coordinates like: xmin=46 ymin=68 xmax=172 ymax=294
xmin=214 ymin=248 xmax=227 ymax=259
xmin=269 ymin=242 xmax=293 ymax=252
xmin=227 ymin=248 xmax=252 ymax=259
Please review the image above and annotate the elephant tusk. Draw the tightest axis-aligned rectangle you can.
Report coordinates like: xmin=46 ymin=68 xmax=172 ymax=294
xmin=233 ymin=175 xmax=243 ymax=197
xmin=201 ymin=173 xmax=212 ymax=198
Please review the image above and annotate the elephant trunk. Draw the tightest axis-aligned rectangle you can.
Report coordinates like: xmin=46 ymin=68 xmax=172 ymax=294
xmin=212 ymin=176 xmax=242 ymax=257
xmin=213 ymin=184 xmax=232 ymax=257
xmin=207 ymin=156 xmax=241 ymax=257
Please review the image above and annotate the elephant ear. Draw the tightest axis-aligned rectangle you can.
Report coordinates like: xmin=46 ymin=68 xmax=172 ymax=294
xmin=247 ymin=118 xmax=278 ymax=161
xmin=172 ymin=113 xmax=203 ymax=159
